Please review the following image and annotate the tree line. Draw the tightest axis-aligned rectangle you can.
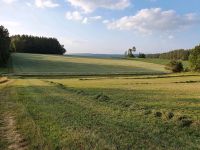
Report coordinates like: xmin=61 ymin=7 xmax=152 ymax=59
xmin=146 ymin=49 xmax=190 ymax=60
xmin=189 ymin=44 xmax=200 ymax=71
xmin=11 ymin=35 xmax=66 ymax=55
xmin=165 ymin=45 xmax=200 ymax=72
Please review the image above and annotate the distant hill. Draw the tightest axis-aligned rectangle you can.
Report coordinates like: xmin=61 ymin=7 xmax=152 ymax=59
xmin=68 ymin=53 xmax=124 ymax=59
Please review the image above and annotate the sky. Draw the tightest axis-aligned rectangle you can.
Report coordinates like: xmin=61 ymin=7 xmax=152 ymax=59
xmin=0 ymin=0 xmax=200 ymax=54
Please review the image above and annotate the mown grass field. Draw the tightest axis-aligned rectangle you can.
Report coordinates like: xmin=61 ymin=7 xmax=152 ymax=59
xmin=0 ymin=53 xmax=199 ymax=149
xmin=0 ymin=74 xmax=200 ymax=149
xmin=11 ymin=53 xmax=168 ymax=75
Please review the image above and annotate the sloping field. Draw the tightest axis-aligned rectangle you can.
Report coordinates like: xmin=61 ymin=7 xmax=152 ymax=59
xmin=11 ymin=53 xmax=168 ymax=75
xmin=133 ymin=58 xmax=189 ymax=68
xmin=0 ymin=75 xmax=200 ymax=149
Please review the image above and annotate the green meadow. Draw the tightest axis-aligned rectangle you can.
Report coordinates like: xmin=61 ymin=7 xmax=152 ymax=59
xmin=0 ymin=53 xmax=199 ymax=150
xmin=11 ymin=53 xmax=168 ymax=75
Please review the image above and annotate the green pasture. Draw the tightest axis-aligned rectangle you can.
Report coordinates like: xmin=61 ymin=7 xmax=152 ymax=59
xmin=128 ymin=58 xmax=189 ymax=67
xmin=11 ymin=53 xmax=168 ymax=75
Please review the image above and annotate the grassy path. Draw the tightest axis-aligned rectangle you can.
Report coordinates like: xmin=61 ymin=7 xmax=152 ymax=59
xmin=0 ymin=81 xmax=28 ymax=150
xmin=1 ymin=113 xmax=29 ymax=150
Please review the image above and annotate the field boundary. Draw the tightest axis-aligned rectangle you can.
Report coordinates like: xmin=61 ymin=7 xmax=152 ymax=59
xmin=4 ymin=72 xmax=168 ymax=78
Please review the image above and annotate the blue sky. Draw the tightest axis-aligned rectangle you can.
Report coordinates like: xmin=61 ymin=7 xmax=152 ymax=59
xmin=0 ymin=0 xmax=200 ymax=54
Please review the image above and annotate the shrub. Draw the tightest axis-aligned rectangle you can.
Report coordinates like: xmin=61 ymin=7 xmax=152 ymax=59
xmin=138 ymin=53 xmax=146 ymax=58
xmin=189 ymin=44 xmax=200 ymax=71
xmin=165 ymin=60 xmax=183 ymax=72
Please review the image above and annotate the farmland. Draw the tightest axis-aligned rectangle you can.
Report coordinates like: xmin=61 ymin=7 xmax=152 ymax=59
xmin=0 ymin=53 xmax=200 ymax=149
xmin=11 ymin=53 xmax=168 ymax=75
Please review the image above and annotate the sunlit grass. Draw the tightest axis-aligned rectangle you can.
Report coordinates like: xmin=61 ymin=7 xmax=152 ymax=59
xmin=1 ymin=74 xmax=199 ymax=149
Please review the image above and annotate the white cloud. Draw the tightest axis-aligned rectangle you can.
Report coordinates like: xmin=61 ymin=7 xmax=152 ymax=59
xmin=35 ymin=0 xmax=59 ymax=8
xmin=66 ymin=11 xmax=83 ymax=21
xmin=0 ymin=21 xmax=20 ymax=27
xmin=1 ymin=0 xmax=17 ymax=4
xmin=106 ymin=8 xmax=200 ymax=34
xmin=66 ymin=0 xmax=130 ymax=13
xmin=65 ymin=11 xmax=102 ymax=24
xmin=82 ymin=16 xmax=102 ymax=24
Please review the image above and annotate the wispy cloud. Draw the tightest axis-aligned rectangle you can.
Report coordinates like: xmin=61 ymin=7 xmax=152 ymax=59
xmin=105 ymin=8 xmax=200 ymax=34
xmin=65 ymin=11 xmax=102 ymax=24
xmin=66 ymin=0 xmax=130 ymax=13
xmin=82 ymin=16 xmax=102 ymax=24
xmin=65 ymin=11 xmax=83 ymax=21
xmin=35 ymin=0 xmax=59 ymax=8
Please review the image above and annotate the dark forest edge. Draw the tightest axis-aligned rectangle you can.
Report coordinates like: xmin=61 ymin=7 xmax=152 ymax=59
xmin=146 ymin=49 xmax=190 ymax=60
xmin=0 ymin=25 xmax=66 ymax=68
xmin=10 ymin=35 xmax=66 ymax=55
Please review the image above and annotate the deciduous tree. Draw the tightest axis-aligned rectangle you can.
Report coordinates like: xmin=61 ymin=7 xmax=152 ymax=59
xmin=0 ymin=25 xmax=10 ymax=66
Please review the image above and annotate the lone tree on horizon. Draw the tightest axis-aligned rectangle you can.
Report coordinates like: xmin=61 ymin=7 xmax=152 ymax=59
xmin=125 ymin=46 xmax=136 ymax=58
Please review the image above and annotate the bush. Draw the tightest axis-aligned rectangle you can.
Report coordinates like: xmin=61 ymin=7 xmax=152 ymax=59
xmin=138 ymin=53 xmax=146 ymax=58
xmin=189 ymin=44 xmax=200 ymax=71
xmin=165 ymin=60 xmax=183 ymax=72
